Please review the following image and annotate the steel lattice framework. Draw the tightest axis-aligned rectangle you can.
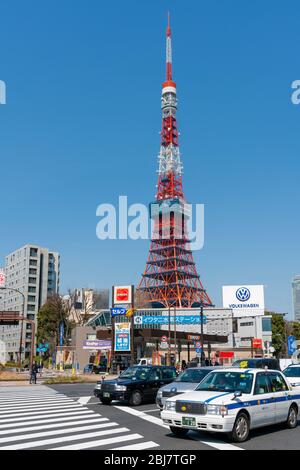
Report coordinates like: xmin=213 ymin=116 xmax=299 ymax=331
xmin=137 ymin=16 xmax=213 ymax=308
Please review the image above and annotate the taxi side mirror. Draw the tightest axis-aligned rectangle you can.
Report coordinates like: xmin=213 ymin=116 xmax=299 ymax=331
xmin=232 ymin=390 xmax=242 ymax=400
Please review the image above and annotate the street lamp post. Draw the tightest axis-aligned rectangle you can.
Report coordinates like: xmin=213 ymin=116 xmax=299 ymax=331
xmin=0 ymin=287 xmax=25 ymax=370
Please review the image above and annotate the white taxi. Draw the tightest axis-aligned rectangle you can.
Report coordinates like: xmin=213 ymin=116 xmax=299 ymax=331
xmin=283 ymin=364 xmax=300 ymax=388
xmin=161 ymin=368 xmax=300 ymax=442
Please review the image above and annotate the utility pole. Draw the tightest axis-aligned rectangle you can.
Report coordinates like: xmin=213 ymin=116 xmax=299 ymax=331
xmin=200 ymin=305 xmax=204 ymax=365
xmin=168 ymin=305 xmax=171 ymax=366
xmin=174 ymin=305 xmax=177 ymax=365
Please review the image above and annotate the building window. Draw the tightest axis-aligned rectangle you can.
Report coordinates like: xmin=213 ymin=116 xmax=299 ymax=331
xmin=30 ymin=248 xmax=38 ymax=257
xmin=27 ymin=295 xmax=35 ymax=302
xmin=28 ymin=286 xmax=36 ymax=293
xmin=232 ymin=319 xmax=238 ymax=333
xmin=28 ymin=277 xmax=36 ymax=284
xmin=27 ymin=305 xmax=35 ymax=312
xmin=240 ymin=322 xmax=254 ymax=327
xmin=29 ymin=259 xmax=37 ymax=266
xmin=29 ymin=268 xmax=37 ymax=275
xmin=87 ymin=334 xmax=97 ymax=340
xmin=262 ymin=317 xmax=272 ymax=332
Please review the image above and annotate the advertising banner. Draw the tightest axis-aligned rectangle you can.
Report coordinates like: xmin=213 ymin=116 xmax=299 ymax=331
xmin=222 ymin=285 xmax=264 ymax=315
xmin=288 ymin=336 xmax=297 ymax=355
xmin=114 ymin=322 xmax=131 ymax=352
xmin=59 ymin=322 xmax=64 ymax=347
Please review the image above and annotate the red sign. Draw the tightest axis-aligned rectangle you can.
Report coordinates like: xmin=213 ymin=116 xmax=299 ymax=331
xmin=219 ymin=351 xmax=234 ymax=359
xmin=252 ymin=338 xmax=263 ymax=349
xmin=115 ymin=287 xmax=130 ymax=303
xmin=0 ymin=272 xmax=5 ymax=287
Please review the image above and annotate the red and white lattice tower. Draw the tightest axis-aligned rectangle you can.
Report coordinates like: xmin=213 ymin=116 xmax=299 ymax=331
xmin=137 ymin=16 xmax=213 ymax=308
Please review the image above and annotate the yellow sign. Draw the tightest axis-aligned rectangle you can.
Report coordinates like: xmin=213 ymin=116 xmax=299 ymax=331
xmin=126 ymin=308 xmax=136 ymax=318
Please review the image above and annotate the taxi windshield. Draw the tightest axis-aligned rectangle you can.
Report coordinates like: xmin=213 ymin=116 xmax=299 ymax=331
xmin=175 ymin=369 xmax=210 ymax=383
xmin=196 ymin=371 xmax=253 ymax=394
xmin=119 ymin=367 xmax=149 ymax=380
xmin=283 ymin=367 xmax=300 ymax=378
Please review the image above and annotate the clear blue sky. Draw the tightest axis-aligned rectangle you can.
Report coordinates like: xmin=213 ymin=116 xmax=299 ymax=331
xmin=0 ymin=0 xmax=299 ymax=317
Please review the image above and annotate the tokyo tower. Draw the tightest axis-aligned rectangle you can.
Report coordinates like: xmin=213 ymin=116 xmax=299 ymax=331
xmin=137 ymin=16 xmax=213 ymax=309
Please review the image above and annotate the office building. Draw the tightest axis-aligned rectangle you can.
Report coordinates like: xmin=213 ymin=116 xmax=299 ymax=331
xmin=292 ymin=276 xmax=300 ymax=322
xmin=0 ymin=244 xmax=60 ymax=361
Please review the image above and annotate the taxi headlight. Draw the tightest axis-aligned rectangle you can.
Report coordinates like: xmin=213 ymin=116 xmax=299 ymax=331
xmin=157 ymin=390 xmax=163 ymax=398
xmin=164 ymin=401 xmax=176 ymax=411
xmin=207 ymin=405 xmax=228 ymax=416
xmin=95 ymin=384 xmax=102 ymax=390
xmin=115 ymin=385 xmax=127 ymax=391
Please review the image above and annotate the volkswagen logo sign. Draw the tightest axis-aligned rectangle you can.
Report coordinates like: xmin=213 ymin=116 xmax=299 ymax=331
xmin=236 ymin=287 xmax=251 ymax=302
xmin=171 ymin=387 xmax=177 ymax=393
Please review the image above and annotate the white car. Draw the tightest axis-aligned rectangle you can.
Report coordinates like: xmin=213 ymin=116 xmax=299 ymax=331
xmin=161 ymin=368 xmax=300 ymax=442
xmin=283 ymin=364 xmax=300 ymax=388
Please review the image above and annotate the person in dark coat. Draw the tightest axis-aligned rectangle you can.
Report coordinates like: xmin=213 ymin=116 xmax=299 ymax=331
xmin=29 ymin=362 xmax=39 ymax=384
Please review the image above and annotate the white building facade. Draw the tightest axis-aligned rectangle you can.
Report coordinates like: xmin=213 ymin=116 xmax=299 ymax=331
xmin=0 ymin=245 xmax=60 ymax=362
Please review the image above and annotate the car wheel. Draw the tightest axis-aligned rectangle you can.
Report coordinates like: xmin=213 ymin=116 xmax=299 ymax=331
xmin=169 ymin=426 xmax=189 ymax=437
xmin=129 ymin=390 xmax=143 ymax=406
xmin=231 ymin=412 xmax=250 ymax=443
xmin=287 ymin=405 xmax=298 ymax=429
xmin=100 ymin=398 xmax=112 ymax=405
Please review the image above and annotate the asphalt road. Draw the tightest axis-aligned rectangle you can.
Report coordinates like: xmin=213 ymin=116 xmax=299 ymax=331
xmin=48 ymin=383 xmax=300 ymax=451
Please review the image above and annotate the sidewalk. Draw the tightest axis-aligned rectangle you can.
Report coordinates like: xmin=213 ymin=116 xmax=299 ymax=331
xmin=0 ymin=372 xmax=118 ymax=387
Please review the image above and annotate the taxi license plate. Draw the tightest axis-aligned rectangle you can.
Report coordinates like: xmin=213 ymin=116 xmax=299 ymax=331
xmin=103 ymin=392 xmax=110 ymax=398
xmin=182 ymin=417 xmax=196 ymax=427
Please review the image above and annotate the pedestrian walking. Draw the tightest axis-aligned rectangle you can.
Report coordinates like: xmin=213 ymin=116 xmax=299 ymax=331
xmin=29 ymin=361 xmax=39 ymax=384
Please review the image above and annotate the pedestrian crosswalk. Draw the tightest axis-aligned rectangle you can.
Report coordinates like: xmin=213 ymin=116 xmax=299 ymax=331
xmin=0 ymin=387 xmax=159 ymax=450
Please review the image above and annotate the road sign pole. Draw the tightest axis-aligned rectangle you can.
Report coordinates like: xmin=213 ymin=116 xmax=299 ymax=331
xmin=111 ymin=287 xmax=116 ymax=373
xmin=130 ymin=285 xmax=135 ymax=366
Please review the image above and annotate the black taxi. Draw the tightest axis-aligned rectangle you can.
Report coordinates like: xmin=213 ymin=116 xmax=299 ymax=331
xmin=94 ymin=365 xmax=177 ymax=406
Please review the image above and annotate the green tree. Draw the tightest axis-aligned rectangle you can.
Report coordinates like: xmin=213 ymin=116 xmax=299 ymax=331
xmin=37 ymin=294 xmax=72 ymax=359
xmin=265 ymin=311 xmax=286 ymax=357
xmin=289 ymin=321 xmax=300 ymax=340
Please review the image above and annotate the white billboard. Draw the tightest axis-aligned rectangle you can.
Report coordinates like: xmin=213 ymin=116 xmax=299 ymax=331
xmin=222 ymin=285 xmax=265 ymax=316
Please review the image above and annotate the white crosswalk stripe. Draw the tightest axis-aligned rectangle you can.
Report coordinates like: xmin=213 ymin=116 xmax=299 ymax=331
xmin=0 ymin=410 xmax=95 ymax=424
xmin=0 ymin=387 xmax=159 ymax=450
